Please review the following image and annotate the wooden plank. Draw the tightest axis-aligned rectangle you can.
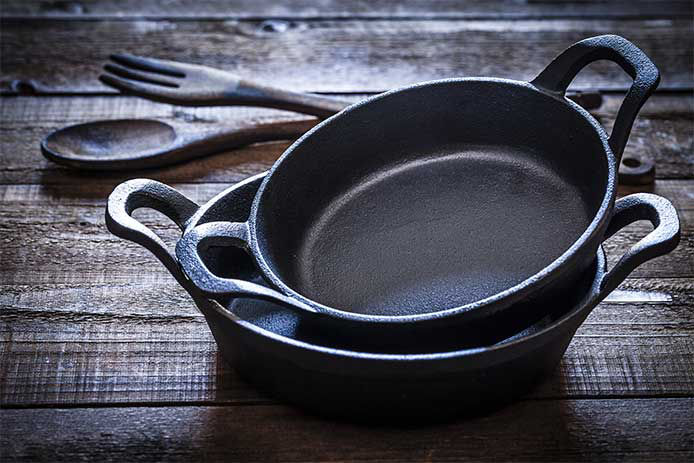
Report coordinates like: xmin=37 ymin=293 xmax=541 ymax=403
xmin=1 ymin=94 xmax=692 ymax=185
xmin=0 ymin=183 xmax=692 ymax=285
xmin=0 ymin=224 xmax=691 ymax=282
xmin=1 ymin=310 xmax=692 ymax=406
xmin=0 ymin=95 xmax=319 ymax=186
xmin=1 ymin=275 xmax=693 ymax=407
xmin=1 ymin=19 xmax=692 ymax=94
xmin=1 ymin=278 xmax=692 ymax=328
xmin=0 ymin=180 xmax=692 ymax=211
xmin=0 ymin=191 xmax=692 ymax=406
xmin=2 ymin=1 xmax=692 ymax=20
xmin=2 ymin=400 xmax=693 ymax=461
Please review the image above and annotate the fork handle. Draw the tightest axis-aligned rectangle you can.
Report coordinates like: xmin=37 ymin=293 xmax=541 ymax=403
xmin=227 ymin=80 xmax=350 ymax=118
xmin=226 ymin=83 xmax=604 ymax=117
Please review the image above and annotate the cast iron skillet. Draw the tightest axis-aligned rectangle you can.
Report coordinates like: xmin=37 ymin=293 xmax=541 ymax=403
xmin=106 ymin=174 xmax=679 ymax=419
xmin=173 ymin=35 xmax=661 ymax=341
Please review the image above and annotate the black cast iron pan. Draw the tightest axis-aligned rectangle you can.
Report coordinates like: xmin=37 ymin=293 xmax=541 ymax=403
xmin=173 ymin=35 xmax=662 ymax=345
xmin=106 ymin=173 xmax=679 ymax=419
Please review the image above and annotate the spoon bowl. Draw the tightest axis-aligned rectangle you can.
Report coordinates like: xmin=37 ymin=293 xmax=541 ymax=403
xmin=43 ymin=119 xmax=178 ymax=161
xmin=41 ymin=118 xmax=318 ymax=170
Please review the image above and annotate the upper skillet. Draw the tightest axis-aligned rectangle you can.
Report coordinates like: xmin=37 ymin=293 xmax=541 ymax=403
xmin=174 ymin=35 xmax=660 ymax=342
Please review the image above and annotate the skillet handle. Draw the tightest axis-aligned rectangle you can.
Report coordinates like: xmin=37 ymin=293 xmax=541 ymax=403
xmin=599 ymin=193 xmax=680 ymax=296
xmin=176 ymin=221 xmax=317 ymax=313
xmin=531 ymin=35 xmax=660 ymax=163
xmin=105 ymin=179 xmax=200 ymax=293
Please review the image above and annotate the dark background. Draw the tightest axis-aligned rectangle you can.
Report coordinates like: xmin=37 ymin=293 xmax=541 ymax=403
xmin=1 ymin=1 xmax=693 ymax=461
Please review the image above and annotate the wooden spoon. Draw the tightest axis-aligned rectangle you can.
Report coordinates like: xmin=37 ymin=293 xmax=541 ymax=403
xmin=41 ymin=118 xmax=318 ymax=170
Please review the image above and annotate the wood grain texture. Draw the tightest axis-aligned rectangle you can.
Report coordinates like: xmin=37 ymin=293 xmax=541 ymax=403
xmin=0 ymin=182 xmax=692 ymax=286
xmin=1 ymin=100 xmax=692 ymax=410
xmin=2 ymin=0 xmax=692 ymax=19
xmin=1 ymin=214 xmax=691 ymax=284
xmin=2 ymin=399 xmax=693 ymax=461
xmin=2 ymin=276 xmax=693 ymax=326
xmin=0 ymin=175 xmax=692 ymax=407
xmin=1 ymin=5 xmax=692 ymax=461
xmin=1 ymin=302 xmax=693 ymax=407
xmin=1 ymin=18 xmax=692 ymax=93
xmin=1 ymin=94 xmax=692 ymax=185
xmin=0 ymin=173 xmax=692 ymax=407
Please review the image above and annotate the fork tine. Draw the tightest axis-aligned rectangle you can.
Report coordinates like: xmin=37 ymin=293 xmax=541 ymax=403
xmin=103 ymin=63 xmax=179 ymax=88
xmin=99 ymin=74 xmax=180 ymax=103
xmin=110 ymin=53 xmax=187 ymax=78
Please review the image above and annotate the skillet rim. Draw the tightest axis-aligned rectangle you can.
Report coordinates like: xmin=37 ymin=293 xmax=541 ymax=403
xmin=244 ymin=77 xmax=617 ymax=323
xmin=201 ymin=245 xmax=606 ymax=370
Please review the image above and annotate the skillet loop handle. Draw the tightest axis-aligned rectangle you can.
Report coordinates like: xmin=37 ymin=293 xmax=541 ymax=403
xmin=531 ymin=35 xmax=660 ymax=162
xmin=599 ymin=193 xmax=680 ymax=296
xmin=105 ymin=179 xmax=200 ymax=292
xmin=176 ymin=221 xmax=317 ymax=313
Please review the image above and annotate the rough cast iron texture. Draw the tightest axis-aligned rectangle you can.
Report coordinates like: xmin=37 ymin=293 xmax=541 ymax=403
xmin=170 ymin=35 xmax=662 ymax=345
xmin=106 ymin=174 xmax=679 ymax=419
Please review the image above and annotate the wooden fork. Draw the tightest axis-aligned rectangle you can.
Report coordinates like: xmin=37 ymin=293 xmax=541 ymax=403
xmin=100 ymin=54 xmax=351 ymax=118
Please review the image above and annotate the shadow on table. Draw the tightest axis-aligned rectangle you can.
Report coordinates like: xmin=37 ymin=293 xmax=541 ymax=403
xmin=199 ymin=369 xmax=595 ymax=460
xmin=36 ymin=138 xmax=291 ymax=200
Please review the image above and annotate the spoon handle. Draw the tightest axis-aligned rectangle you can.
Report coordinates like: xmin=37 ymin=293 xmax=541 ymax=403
xmin=117 ymin=118 xmax=321 ymax=170
xmin=169 ymin=118 xmax=319 ymax=166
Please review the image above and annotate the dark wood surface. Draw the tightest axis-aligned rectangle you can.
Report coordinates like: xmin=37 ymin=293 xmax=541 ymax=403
xmin=2 ymin=18 xmax=693 ymax=93
xmin=0 ymin=2 xmax=692 ymax=461
xmin=2 ymin=400 xmax=693 ymax=462
xmin=2 ymin=1 xmax=692 ymax=19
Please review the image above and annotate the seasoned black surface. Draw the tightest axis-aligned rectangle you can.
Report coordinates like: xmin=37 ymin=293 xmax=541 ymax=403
xmin=294 ymin=147 xmax=591 ymax=314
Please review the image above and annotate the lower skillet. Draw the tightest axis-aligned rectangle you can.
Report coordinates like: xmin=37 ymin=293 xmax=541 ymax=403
xmin=106 ymin=174 xmax=679 ymax=419
xmin=173 ymin=35 xmax=662 ymax=344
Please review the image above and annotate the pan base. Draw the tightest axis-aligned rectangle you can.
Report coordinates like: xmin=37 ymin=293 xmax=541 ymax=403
xmin=289 ymin=145 xmax=594 ymax=316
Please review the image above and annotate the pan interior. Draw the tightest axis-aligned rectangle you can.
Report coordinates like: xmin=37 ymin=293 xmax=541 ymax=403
xmin=256 ymin=80 xmax=609 ymax=316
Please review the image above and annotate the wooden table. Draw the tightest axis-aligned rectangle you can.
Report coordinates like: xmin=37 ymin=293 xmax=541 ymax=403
xmin=1 ymin=1 xmax=692 ymax=461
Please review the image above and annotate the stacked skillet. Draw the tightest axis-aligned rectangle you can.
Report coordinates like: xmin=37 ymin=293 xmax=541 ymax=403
xmin=106 ymin=35 xmax=680 ymax=419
